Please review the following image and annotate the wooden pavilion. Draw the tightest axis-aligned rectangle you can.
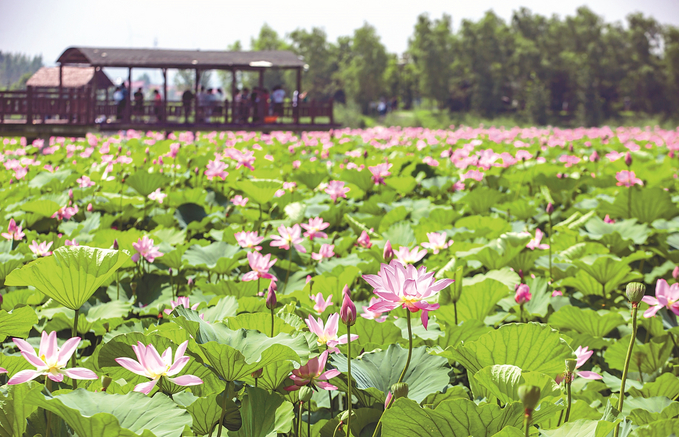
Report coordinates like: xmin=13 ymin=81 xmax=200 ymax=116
xmin=0 ymin=47 xmax=337 ymax=138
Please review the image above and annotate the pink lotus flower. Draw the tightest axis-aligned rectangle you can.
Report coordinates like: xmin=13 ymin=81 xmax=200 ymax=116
xmin=452 ymin=180 xmax=465 ymax=192
xmin=242 ymin=251 xmax=277 ymax=281
xmin=363 ymin=261 xmax=453 ymax=329
xmin=604 ymin=215 xmax=615 ymax=224
xmin=616 ymin=170 xmax=643 ymax=187
xmin=270 ymin=224 xmax=307 ymax=252
xmin=326 ymin=180 xmax=350 ymax=202
xmin=29 ymin=240 xmax=53 ymax=257
xmin=556 ymin=346 xmax=603 ymax=383
xmin=52 ymin=204 xmax=79 ymax=220
xmin=204 ymin=159 xmax=228 ymax=180
xmin=311 ymin=293 xmax=333 ymax=313
xmin=76 ymin=175 xmax=95 ymax=188
xmin=64 ymin=239 xmax=79 ymax=246
xmin=559 ymin=155 xmax=581 ymax=168
xmin=148 ymin=188 xmax=166 ymax=204
xmin=356 ymin=230 xmax=372 ymax=248
xmin=526 ymin=229 xmax=550 ymax=250
xmin=462 ymin=170 xmax=484 ymax=182
xmin=285 ymin=350 xmax=340 ymax=391
xmin=231 ymin=195 xmax=248 ymax=206
xmin=235 ymin=231 xmax=264 ymax=251
xmin=115 ymin=341 xmax=203 ymax=394
xmin=340 ymin=286 xmax=357 ymax=326
xmin=232 ymin=149 xmax=256 ymax=171
xmin=368 ymin=163 xmax=392 ymax=185
xmin=420 ymin=232 xmax=452 ymax=255
xmin=394 ymin=246 xmax=427 ymax=265
xmin=301 ymin=217 xmax=330 ymax=241
xmin=305 ymin=313 xmax=357 ymax=352
xmin=551 ymin=290 xmax=563 ymax=297
xmin=164 ymin=296 xmax=199 ymax=315
xmin=312 ymin=244 xmax=335 ymax=261
xmin=131 ymin=236 xmax=163 ymax=263
xmin=2 ymin=219 xmax=25 ymax=241
xmin=515 ymin=283 xmax=532 ymax=304
xmin=360 ymin=297 xmax=387 ymax=322
xmin=642 ymin=278 xmax=679 ymax=318
xmin=9 ymin=331 xmax=97 ymax=384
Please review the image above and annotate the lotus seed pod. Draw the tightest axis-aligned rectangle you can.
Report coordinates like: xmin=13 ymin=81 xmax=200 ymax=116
xmin=626 ymin=282 xmax=646 ymax=304
xmin=390 ymin=382 xmax=409 ymax=400
xmin=517 ymin=385 xmax=541 ymax=410
xmin=299 ymin=386 xmax=313 ymax=403
xmin=565 ymin=358 xmax=577 ymax=373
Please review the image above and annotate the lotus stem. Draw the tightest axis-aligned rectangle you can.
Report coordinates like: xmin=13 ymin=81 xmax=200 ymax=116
xmin=397 ymin=311 xmax=413 ymax=384
xmin=332 ymin=421 xmax=342 ymax=437
xmin=329 ymin=391 xmax=334 ymax=418
xmin=628 ymin=186 xmax=632 ymax=219
xmin=614 ymin=303 xmax=639 ymax=437
xmin=71 ymin=308 xmax=79 ymax=389
xmin=216 ymin=381 xmax=229 ymax=437
xmin=116 ymin=271 xmax=120 ymax=300
xmin=548 ymin=214 xmax=553 ymax=282
xmin=564 ymin=377 xmax=572 ymax=422
xmin=523 ymin=410 xmax=531 ymax=437
xmin=453 ymin=301 xmax=458 ymax=325
xmin=270 ymin=306 xmax=275 ymax=338
xmin=307 ymin=403 xmax=311 ymax=437
xmin=297 ymin=401 xmax=303 ymax=437
xmin=45 ymin=378 xmax=53 ymax=437
xmin=283 ymin=249 xmax=292 ymax=293
xmin=347 ymin=323 xmax=352 ymax=437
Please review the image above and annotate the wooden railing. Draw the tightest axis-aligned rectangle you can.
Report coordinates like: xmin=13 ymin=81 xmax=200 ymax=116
xmin=0 ymin=87 xmax=334 ymax=127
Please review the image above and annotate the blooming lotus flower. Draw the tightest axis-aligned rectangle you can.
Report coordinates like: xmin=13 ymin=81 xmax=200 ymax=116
xmin=515 ymin=284 xmax=531 ymax=304
xmin=231 ymin=195 xmax=248 ymax=206
xmin=115 ymin=341 xmax=203 ymax=394
xmin=164 ymin=296 xmax=199 ymax=315
xmin=642 ymin=278 xmax=679 ymax=318
xmin=556 ymin=346 xmax=603 ymax=383
xmin=305 ymin=313 xmax=358 ymax=352
xmin=363 ymin=261 xmax=453 ymax=329
xmin=356 ymin=230 xmax=372 ymax=248
xmin=559 ymin=155 xmax=581 ymax=168
xmin=242 ymin=251 xmax=277 ymax=281
xmin=131 ymin=236 xmax=163 ymax=263
xmin=270 ymin=224 xmax=306 ymax=252
xmin=285 ymin=350 xmax=340 ymax=391
xmin=394 ymin=246 xmax=427 ymax=265
xmin=64 ymin=239 xmax=79 ymax=246
xmin=452 ymin=180 xmax=465 ymax=192
xmin=301 ymin=217 xmax=329 ymax=241
xmin=29 ymin=240 xmax=53 ymax=257
xmin=368 ymin=163 xmax=392 ymax=185
xmin=148 ymin=188 xmax=167 ymax=204
xmin=551 ymin=290 xmax=563 ymax=297
xmin=462 ymin=170 xmax=484 ymax=182
xmin=76 ymin=175 xmax=95 ymax=188
xmin=604 ymin=215 xmax=615 ymax=224
xmin=312 ymin=244 xmax=335 ymax=261
xmin=9 ymin=331 xmax=97 ymax=384
xmin=2 ymin=219 xmax=25 ymax=241
xmin=232 ymin=149 xmax=256 ymax=170
xmin=235 ymin=231 xmax=264 ymax=251
xmin=420 ymin=232 xmax=452 ymax=255
xmin=360 ymin=297 xmax=387 ymax=322
xmin=204 ymin=159 xmax=228 ymax=180
xmin=526 ymin=229 xmax=549 ymax=250
xmin=311 ymin=293 xmax=333 ymax=313
xmin=616 ymin=170 xmax=643 ymax=187
xmin=52 ymin=204 xmax=79 ymax=220
xmin=326 ymin=180 xmax=350 ymax=202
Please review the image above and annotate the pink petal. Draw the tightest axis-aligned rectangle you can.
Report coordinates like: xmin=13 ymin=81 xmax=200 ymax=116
xmin=315 ymin=381 xmax=338 ymax=391
xmin=12 ymin=338 xmax=36 ymax=355
xmin=7 ymin=369 xmax=42 ymax=385
xmin=421 ymin=310 xmax=429 ymax=330
xmin=115 ymin=357 xmax=147 ymax=376
xmin=58 ymin=337 xmax=81 ymax=367
xmin=62 ymin=367 xmax=98 ymax=380
xmin=319 ymin=369 xmax=341 ymax=380
xmin=174 ymin=341 xmax=189 ymax=362
xmin=21 ymin=352 xmax=46 ymax=369
xmin=47 ymin=373 xmax=64 ymax=383
xmin=168 ymin=375 xmax=203 ymax=386
xmin=166 ymin=356 xmax=190 ymax=376
xmin=134 ymin=378 xmax=159 ymax=395
xmin=641 ymin=296 xmax=658 ymax=306
xmin=577 ymin=371 xmax=603 ymax=380
xmin=643 ymin=305 xmax=662 ymax=318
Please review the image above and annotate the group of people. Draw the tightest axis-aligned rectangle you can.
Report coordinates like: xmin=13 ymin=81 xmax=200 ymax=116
xmin=113 ymin=84 xmax=164 ymax=121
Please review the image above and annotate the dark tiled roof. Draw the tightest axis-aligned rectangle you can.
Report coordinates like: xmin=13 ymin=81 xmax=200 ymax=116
xmin=26 ymin=66 xmax=114 ymax=88
xmin=57 ymin=47 xmax=305 ymax=69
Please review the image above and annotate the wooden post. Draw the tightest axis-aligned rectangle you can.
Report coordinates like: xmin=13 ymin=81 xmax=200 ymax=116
xmin=162 ymin=68 xmax=167 ymax=122
xmin=26 ymin=86 xmax=33 ymax=125
xmin=58 ymin=64 xmax=63 ymax=118
xmin=91 ymin=68 xmax=98 ymax=124
xmin=294 ymin=67 xmax=301 ymax=124
xmin=195 ymin=69 xmax=200 ymax=123
xmin=310 ymin=99 xmax=315 ymax=125
xmin=126 ymin=67 xmax=132 ymax=122
xmin=231 ymin=69 xmax=236 ymax=123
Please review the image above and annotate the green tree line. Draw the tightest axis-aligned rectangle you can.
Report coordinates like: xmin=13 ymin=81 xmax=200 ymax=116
xmin=0 ymin=51 xmax=43 ymax=90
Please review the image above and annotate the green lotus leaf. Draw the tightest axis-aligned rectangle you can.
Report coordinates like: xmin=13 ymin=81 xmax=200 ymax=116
xmin=473 ymin=364 xmax=561 ymax=405
xmin=540 ymin=419 xmax=617 ymax=437
xmin=628 ymin=373 xmax=679 ymax=399
xmin=385 ymin=176 xmax=417 ymax=195
xmin=605 ymin=335 xmax=672 ymax=374
xmin=437 ymin=278 xmax=510 ymax=324
xmin=0 ymin=305 xmax=38 ymax=341
xmin=182 ymin=242 xmax=242 ymax=270
xmin=5 ymin=246 xmax=129 ymax=310
xmin=236 ymin=179 xmax=283 ymax=205
xmin=292 ymin=170 xmax=327 ymax=190
xmin=0 ymin=253 xmax=24 ymax=284
xmin=175 ymin=392 xmax=241 ymax=435
xmin=227 ymin=387 xmax=293 ymax=437
xmin=457 ymin=233 xmax=532 ymax=270
xmin=548 ymin=306 xmax=625 ymax=337
xmin=0 ymin=382 xmax=42 ymax=437
xmin=126 ymin=169 xmax=171 ymax=197
xmin=21 ymin=199 xmax=62 ymax=217
xmin=25 ymin=389 xmax=192 ymax=437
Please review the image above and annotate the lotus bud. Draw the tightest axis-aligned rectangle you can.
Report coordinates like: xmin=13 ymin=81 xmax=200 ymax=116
xmin=340 ymin=285 xmax=357 ymax=326
xmin=590 ymin=150 xmax=600 ymax=162
xmin=673 ymin=266 xmax=679 ymax=281
xmin=390 ymin=382 xmax=409 ymax=400
xmin=251 ymin=368 xmax=263 ymax=379
xmin=383 ymin=240 xmax=394 ymax=263
xmin=546 ymin=203 xmax=554 ymax=215
xmin=518 ymin=385 xmax=541 ymax=411
xmin=626 ymin=282 xmax=646 ymax=304
xmin=568 ymin=144 xmax=574 ymax=152
xmin=68 ymin=189 xmax=73 ymax=199
xmin=518 ymin=269 xmax=524 ymax=280
xmin=102 ymin=376 xmax=112 ymax=391
xmin=113 ymin=239 xmax=119 ymax=250
xmin=514 ymin=283 xmax=532 ymax=305
xmin=87 ymin=203 xmax=93 ymax=212
xmin=266 ymin=281 xmax=277 ymax=310
xmin=187 ymin=277 xmax=194 ymax=286
xmin=625 ymin=152 xmax=632 ymax=167
xmin=299 ymin=385 xmax=313 ymax=403
xmin=565 ymin=358 xmax=577 ymax=373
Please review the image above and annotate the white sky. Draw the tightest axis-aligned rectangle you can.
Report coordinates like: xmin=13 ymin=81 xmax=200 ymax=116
xmin=1 ymin=0 xmax=678 ymax=85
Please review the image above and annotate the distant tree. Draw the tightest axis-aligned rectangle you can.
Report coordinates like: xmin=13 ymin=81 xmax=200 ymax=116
xmin=289 ymin=27 xmax=337 ymax=100
xmin=0 ymin=51 xmax=43 ymax=90
xmin=249 ymin=24 xmax=292 ymax=92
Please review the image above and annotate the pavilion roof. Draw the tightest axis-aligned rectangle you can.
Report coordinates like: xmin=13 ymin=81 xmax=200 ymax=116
xmin=57 ymin=47 xmax=305 ymax=70
xmin=26 ymin=66 xmax=114 ymax=88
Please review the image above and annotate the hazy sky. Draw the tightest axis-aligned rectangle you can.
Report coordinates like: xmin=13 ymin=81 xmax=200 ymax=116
xmin=2 ymin=0 xmax=679 ymax=66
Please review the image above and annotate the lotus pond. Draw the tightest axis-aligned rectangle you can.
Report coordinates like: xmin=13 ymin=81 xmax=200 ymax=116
xmin=1 ymin=126 xmax=679 ymax=437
